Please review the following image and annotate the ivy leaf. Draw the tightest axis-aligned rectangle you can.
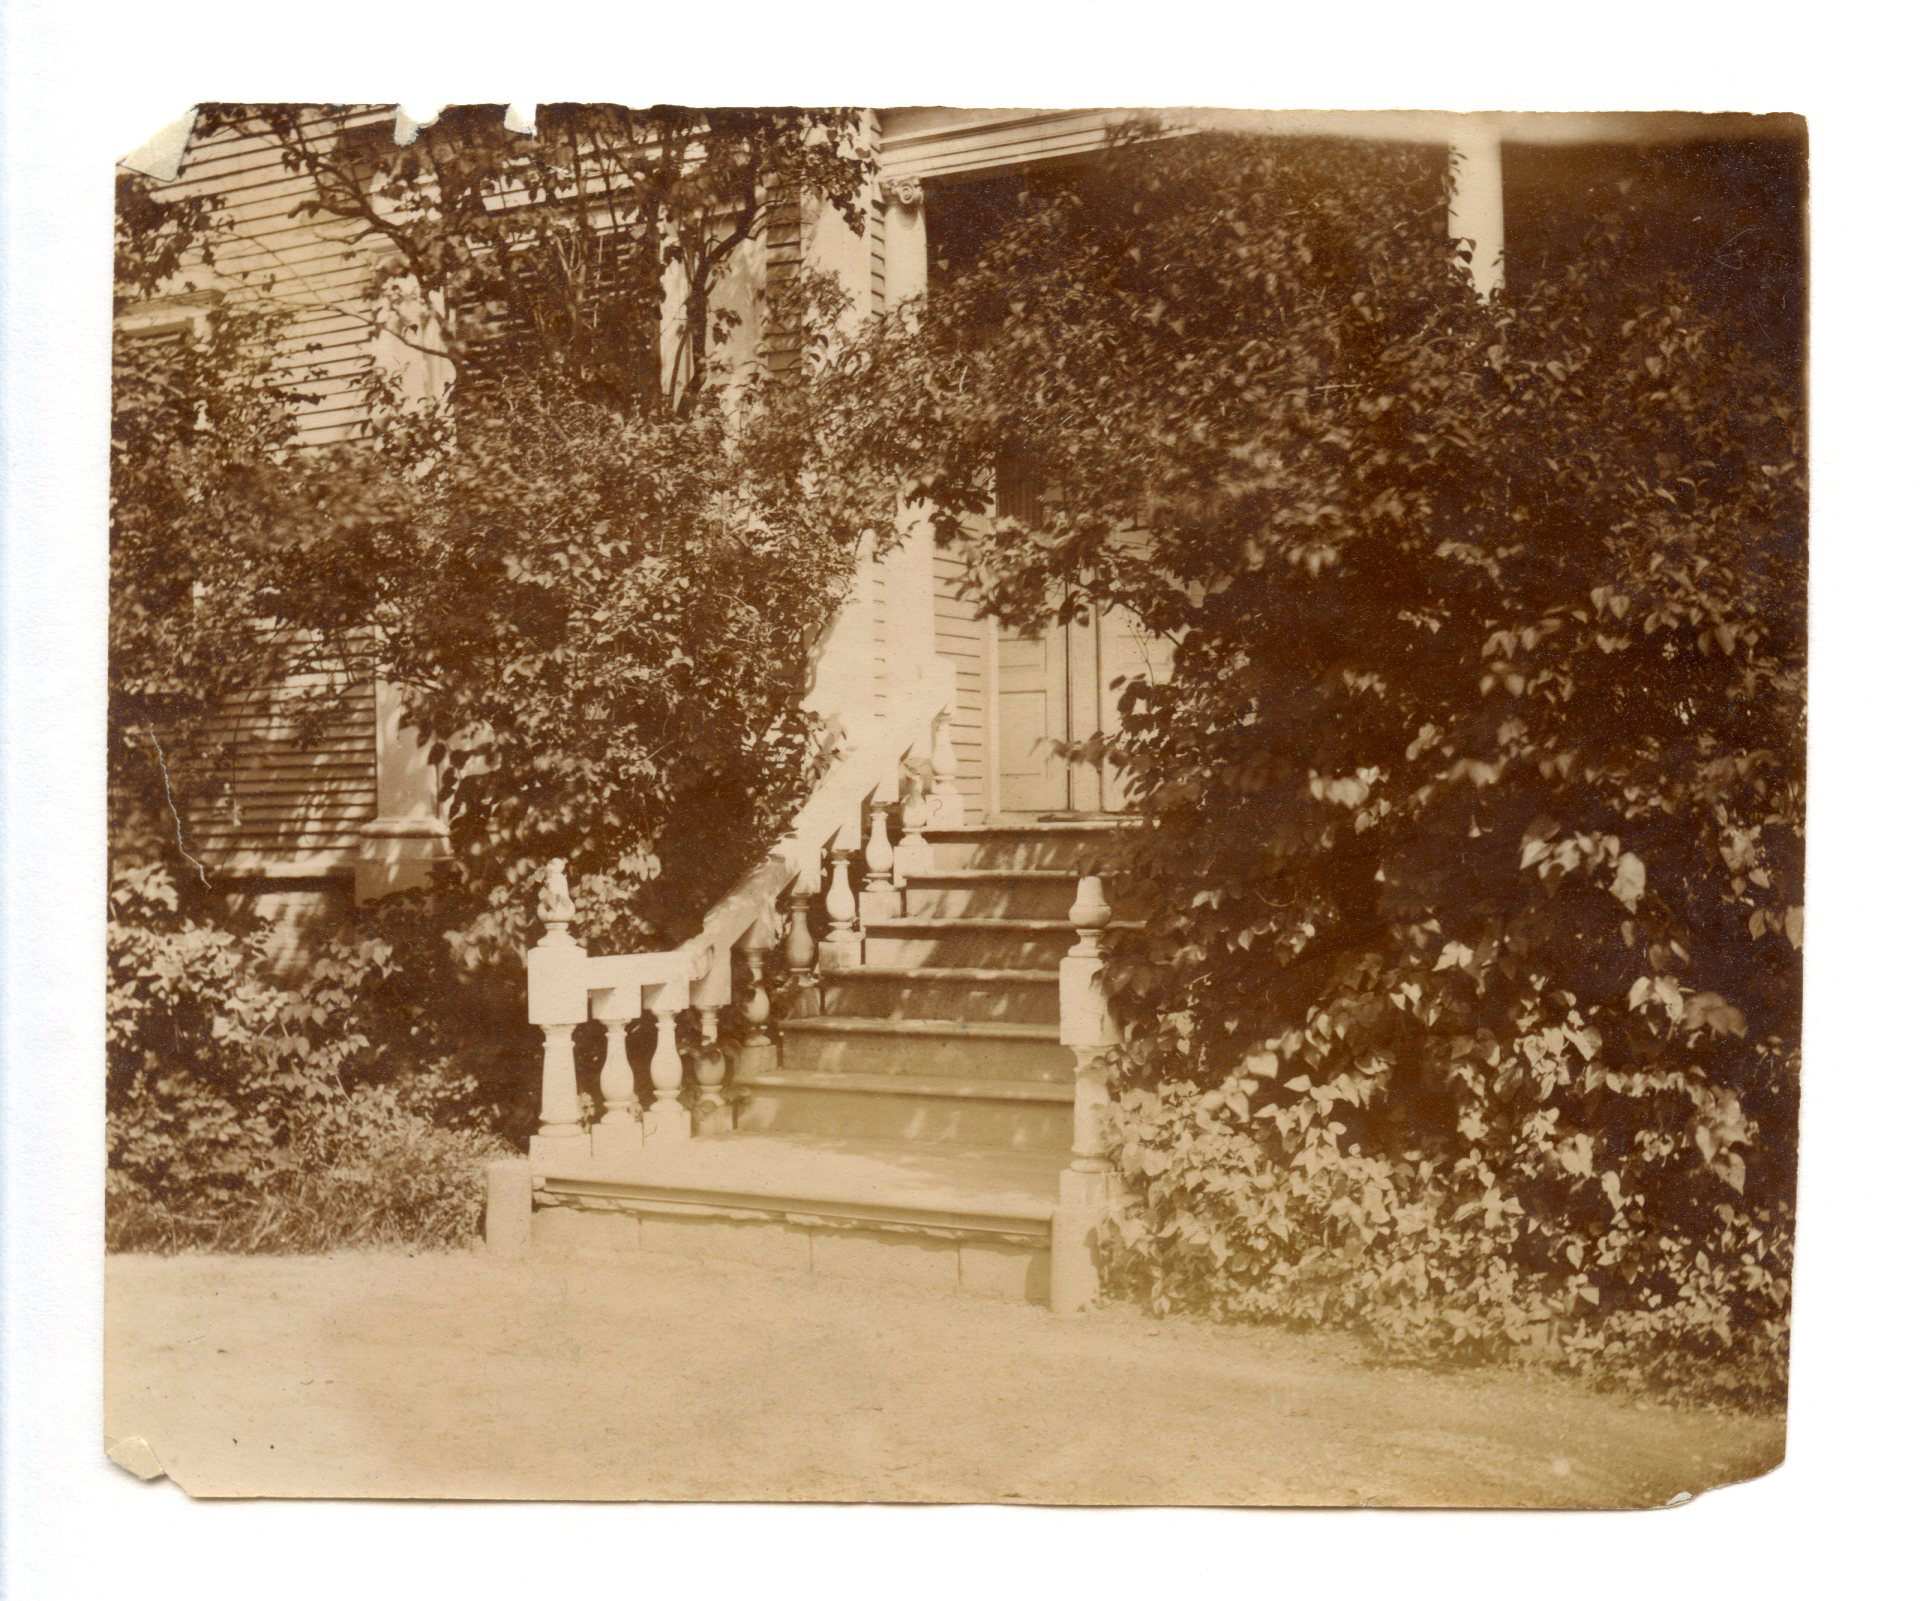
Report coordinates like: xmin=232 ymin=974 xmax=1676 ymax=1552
xmin=1609 ymin=851 xmax=1646 ymax=911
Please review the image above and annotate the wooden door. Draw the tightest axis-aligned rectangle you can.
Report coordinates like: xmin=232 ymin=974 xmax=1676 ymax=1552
xmin=990 ymin=457 xmax=1172 ymax=816
xmin=996 ymin=605 xmax=1171 ymax=816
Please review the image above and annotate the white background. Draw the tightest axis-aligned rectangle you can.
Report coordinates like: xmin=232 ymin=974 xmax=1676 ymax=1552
xmin=4 ymin=3 xmax=1923 ymax=1593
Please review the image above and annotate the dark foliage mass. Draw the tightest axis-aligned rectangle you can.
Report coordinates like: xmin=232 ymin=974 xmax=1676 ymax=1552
xmin=846 ymin=130 xmax=1803 ymax=1398
xmin=108 ymin=111 xmax=890 ymax=1248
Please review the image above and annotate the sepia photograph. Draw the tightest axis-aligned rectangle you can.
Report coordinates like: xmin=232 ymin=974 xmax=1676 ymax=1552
xmin=93 ymin=98 xmax=1808 ymax=1509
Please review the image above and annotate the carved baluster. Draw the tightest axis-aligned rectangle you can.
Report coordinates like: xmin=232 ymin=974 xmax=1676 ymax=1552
xmin=590 ymin=984 xmax=644 ymax=1160
xmin=1052 ymin=874 xmax=1121 ymax=1313
xmin=644 ymin=986 xmax=691 ymax=1141
xmin=600 ymin=1017 xmax=637 ymax=1120
xmin=864 ymin=798 xmax=894 ymax=892
xmin=739 ymin=909 xmax=779 ymax=1077
xmin=820 ymin=846 xmax=862 ymax=969
xmin=784 ymin=887 xmax=820 ymax=1017
xmin=529 ymin=859 xmax=590 ymax=1158
xmin=860 ymin=797 xmax=901 ymax=924
xmin=693 ymin=1005 xmax=728 ymax=1133
xmin=536 ymin=1024 xmax=582 ymax=1143
xmin=894 ymin=777 xmax=933 ymax=884
xmin=742 ymin=930 xmax=775 ymax=1050
xmin=689 ymin=931 xmax=734 ymax=1136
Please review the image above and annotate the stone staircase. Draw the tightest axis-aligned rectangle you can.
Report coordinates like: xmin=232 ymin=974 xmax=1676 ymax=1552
xmin=517 ymin=820 xmax=1122 ymax=1307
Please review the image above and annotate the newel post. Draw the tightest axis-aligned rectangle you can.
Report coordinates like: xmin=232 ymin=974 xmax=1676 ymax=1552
xmin=926 ymin=652 xmax=964 ymax=828
xmin=1051 ymin=875 xmax=1120 ymax=1314
xmin=527 ymin=859 xmax=590 ymax=1162
xmin=929 ymin=705 xmax=965 ymax=828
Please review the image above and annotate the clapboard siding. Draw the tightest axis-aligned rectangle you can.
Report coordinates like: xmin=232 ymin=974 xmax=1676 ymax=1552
xmin=932 ymin=545 xmax=989 ymax=821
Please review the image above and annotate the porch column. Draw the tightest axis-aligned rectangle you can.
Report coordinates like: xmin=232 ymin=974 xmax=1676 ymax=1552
xmin=355 ymin=679 xmax=447 ymax=902
xmin=881 ymin=174 xmax=941 ymax=758
xmin=1447 ymin=120 xmax=1505 ymax=300
xmin=882 ymin=175 xmax=927 ymax=315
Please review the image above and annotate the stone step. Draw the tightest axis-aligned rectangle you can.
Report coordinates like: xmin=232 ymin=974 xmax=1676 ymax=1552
xmin=901 ymin=869 xmax=1081 ymax=920
xmin=522 ymin=1131 xmax=1058 ymax=1304
xmin=777 ymin=1015 xmax=1070 ymax=1082
xmin=862 ymin=916 xmax=1072 ymax=972
xmin=820 ymin=965 xmax=1060 ymax=1026
xmin=925 ymin=820 xmax=1132 ymax=872
xmin=735 ymin=1069 xmax=1073 ymax=1150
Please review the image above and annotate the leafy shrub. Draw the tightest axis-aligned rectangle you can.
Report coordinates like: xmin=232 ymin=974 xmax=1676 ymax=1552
xmin=1107 ymin=1074 xmax=1792 ymax=1404
xmin=269 ymin=377 xmax=873 ymax=969
xmin=851 ymin=129 xmax=1802 ymax=1403
xmin=106 ymin=863 xmax=513 ymax=1253
xmin=106 ymin=1086 xmax=507 ymax=1255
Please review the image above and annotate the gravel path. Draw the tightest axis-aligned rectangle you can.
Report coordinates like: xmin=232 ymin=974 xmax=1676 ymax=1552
xmin=105 ymin=1249 xmax=1782 ymax=1505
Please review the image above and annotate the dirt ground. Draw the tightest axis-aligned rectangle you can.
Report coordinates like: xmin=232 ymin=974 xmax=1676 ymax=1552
xmin=104 ymin=1248 xmax=1783 ymax=1506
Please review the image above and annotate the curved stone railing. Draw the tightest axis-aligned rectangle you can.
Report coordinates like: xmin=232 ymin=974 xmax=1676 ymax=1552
xmin=524 ymin=655 xmax=959 ymax=1168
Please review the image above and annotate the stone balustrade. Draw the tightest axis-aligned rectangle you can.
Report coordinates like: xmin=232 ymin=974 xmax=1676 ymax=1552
xmin=523 ymin=655 xmax=959 ymax=1169
xmin=515 ymin=664 xmax=1128 ymax=1315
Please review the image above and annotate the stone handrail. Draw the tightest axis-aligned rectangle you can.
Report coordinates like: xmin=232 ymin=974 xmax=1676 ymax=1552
xmin=526 ymin=654 xmax=958 ymax=1161
xmin=676 ymin=650 xmax=957 ymax=984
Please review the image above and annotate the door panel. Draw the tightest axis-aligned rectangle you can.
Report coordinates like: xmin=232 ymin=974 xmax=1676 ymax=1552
xmin=1065 ymin=609 xmax=1104 ymax=813
xmin=996 ymin=621 xmax=1071 ymax=813
xmin=1096 ymin=606 xmax=1175 ymax=811
xmin=989 ymin=457 xmax=1173 ymax=816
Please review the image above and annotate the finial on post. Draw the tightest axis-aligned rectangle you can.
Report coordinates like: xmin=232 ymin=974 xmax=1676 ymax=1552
xmin=538 ymin=858 xmax=577 ymax=945
xmin=1068 ymin=875 xmax=1112 ymax=956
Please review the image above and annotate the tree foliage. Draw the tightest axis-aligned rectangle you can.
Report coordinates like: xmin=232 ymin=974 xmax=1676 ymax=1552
xmin=109 ymin=110 xmax=892 ymax=1221
xmin=208 ymin=103 xmax=872 ymax=414
xmin=148 ymin=107 xmax=891 ymax=960
xmin=848 ymin=130 xmax=1804 ymax=1396
xmin=110 ymin=171 xmax=314 ymax=884
xmin=270 ymin=369 xmax=877 ymax=964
